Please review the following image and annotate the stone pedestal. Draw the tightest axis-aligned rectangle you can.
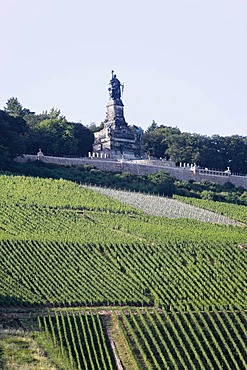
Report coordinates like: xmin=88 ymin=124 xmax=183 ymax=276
xmin=105 ymin=99 xmax=126 ymax=129
xmin=93 ymin=123 xmax=141 ymax=159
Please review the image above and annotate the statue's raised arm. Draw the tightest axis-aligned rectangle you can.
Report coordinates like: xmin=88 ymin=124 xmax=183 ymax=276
xmin=108 ymin=70 xmax=124 ymax=100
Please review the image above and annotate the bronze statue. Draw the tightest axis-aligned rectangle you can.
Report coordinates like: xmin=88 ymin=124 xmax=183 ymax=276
xmin=108 ymin=70 xmax=124 ymax=100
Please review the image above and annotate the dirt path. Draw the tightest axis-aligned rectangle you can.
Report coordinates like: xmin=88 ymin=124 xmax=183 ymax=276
xmin=2 ymin=305 xmax=244 ymax=319
xmin=237 ymin=244 xmax=247 ymax=252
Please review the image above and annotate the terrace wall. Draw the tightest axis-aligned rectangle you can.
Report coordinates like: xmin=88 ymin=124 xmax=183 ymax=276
xmin=16 ymin=155 xmax=247 ymax=190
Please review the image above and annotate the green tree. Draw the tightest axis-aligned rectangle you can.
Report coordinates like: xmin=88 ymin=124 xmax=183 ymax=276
xmin=0 ymin=110 xmax=27 ymax=168
xmin=39 ymin=114 xmax=76 ymax=156
xmin=87 ymin=122 xmax=104 ymax=133
xmin=197 ymin=135 xmax=247 ymax=173
xmin=223 ymin=135 xmax=247 ymax=174
xmin=142 ymin=126 xmax=180 ymax=158
xmin=148 ymin=171 xmax=176 ymax=196
xmin=146 ymin=120 xmax=158 ymax=132
xmin=24 ymin=107 xmax=94 ymax=157
xmin=165 ymin=132 xmax=201 ymax=163
xmin=72 ymin=122 xmax=94 ymax=157
xmin=24 ymin=109 xmax=77 ymax=156
xmin=4 ymin=97 xmax=33 ymax=117
xmin=142 ymin=122 xmax=247 ymax=174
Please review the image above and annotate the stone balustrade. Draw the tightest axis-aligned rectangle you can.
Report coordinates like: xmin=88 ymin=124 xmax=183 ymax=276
xmin=15 ymin=155 xmax=247 ymax=190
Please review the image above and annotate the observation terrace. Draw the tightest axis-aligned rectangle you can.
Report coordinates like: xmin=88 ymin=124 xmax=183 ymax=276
xmin=16 ymin=154 xmax=247 ymax=190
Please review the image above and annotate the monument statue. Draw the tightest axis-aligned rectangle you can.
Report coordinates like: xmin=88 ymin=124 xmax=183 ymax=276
xmin=108 ymin=70 xmax=124 ymax=100
xmin=92 ymin=71 xmax=143 ymax=159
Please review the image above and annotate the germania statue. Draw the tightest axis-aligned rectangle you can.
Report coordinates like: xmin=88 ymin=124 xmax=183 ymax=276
xmin=108 ymin=70 xmax=124 ymax=100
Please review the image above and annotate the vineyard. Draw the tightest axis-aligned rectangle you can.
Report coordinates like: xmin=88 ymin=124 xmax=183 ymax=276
xmin=174 ymin=194 xmax=247 ymax=223
xmin=37 ymin=310 xmax=117 ymax=370
xmin=7 ymin=308 xmax=247 ymax=370
xmin=0 ymin=239 xmax=246 ymax=309
xmin=0 ymin=174 xmax=246 ymax=369
xmin=111 ymin=307 xmax=247 ymax=369
xmin=0 ymin=175 xmax=246 ymax=245
xmin=85 ymin=185 xmax=244 ymax=225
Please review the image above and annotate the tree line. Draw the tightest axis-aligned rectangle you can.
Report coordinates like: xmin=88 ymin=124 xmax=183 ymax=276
xmin=0 ymin=97 xmax=94 ymax=169
xmin=0 ymin=98 xmax=246 ymax=174
xmin=143 ymin=121 xmax=247 ymax=174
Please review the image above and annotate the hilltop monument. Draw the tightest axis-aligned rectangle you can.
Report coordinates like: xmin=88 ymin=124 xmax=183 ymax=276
xmin=92 ymin=71 xmax=143 ymax=159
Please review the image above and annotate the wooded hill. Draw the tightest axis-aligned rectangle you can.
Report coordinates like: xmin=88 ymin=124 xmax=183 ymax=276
xmin=1 ymin=98 xmax=247 ymax=174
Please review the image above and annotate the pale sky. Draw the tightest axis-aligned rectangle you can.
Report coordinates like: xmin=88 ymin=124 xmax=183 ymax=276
xmin=1 ymin=0 xmax=247 ymax=136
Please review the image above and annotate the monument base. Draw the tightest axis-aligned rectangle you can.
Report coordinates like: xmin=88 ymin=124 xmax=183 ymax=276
xmin=93 ymin=125 xmax=142 ymax=159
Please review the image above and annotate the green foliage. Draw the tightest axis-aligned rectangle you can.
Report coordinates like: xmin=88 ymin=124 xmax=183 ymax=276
xmin=142 ymin=124 xmax=247 ymax=174
xmin=201 ymin=190 xmax=216 ymax=200
xmin=35 ymin=308 xmax=247 ymax=370
xmin=87 ymin=121 xmax=104 ymax=133
xmin=2 ymin=98 xmax=247 ymax=174
xmin=146 ymin=119 xmax=158 ymax=132
xmin=0 ymin=174 xmax=246 ymax=369
xmin=2 ymin=99 xmax=94 ymax=158
xmin=174 ymin=195 xmax=247 ymax=223
xmin=2 ymin=98 xmax=247 ymax=175
xmin=165 ymin=132 xmax=202 ymax=164
xmin=24 ymin=108 xmax=77 ymax=156
xmin=142 ymin=125 xmax=180 ymax=158
xmin=174 ymin=179 xmax=247 ymax=206
xmin=148 ymin=171 xmax=176 ymax=196
xmin=9 ymin=160 xmax=246 ymax=205
xmin=4 ymin=97 xmax=32 ymax=117
xmin=0 ymin=237 xmax=246 ymax=308
xmin=2 ymin=174 xmax=246 ymax=245
xmin=5 ymin=97 xmax=22 ymax=117
xmin=0 ymin=328 xmax=56 ymax=369
xmin=0 ymin=175 xmax=143 ymax=243
xmin=1 ymin=100 xmax=247 ymax=370
xmin=0 ymin=110 xmax=28 ymax=169
xmin=73 ymin=122 xmax=94 ymax=157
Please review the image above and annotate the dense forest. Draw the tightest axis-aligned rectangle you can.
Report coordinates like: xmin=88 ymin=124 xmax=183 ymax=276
xmin=0 ymin=98 xmax=247 ymax=174
xmin=143 ymin=121 xmax=247 ymax=174
xmin=0 ymin=97 xmax=94 ymax=169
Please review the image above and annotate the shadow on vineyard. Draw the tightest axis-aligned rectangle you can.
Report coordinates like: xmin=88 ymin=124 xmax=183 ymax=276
xmin=0 ymin=294 xmax=31 ymax=309
xmin=0 ymin=346 xmax=5 ymax=370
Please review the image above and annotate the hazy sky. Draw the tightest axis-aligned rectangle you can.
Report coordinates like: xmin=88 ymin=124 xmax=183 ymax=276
xmin=1 ymin=0 xmax=247 ymax=136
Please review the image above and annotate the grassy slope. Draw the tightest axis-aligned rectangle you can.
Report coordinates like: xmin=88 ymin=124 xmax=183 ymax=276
xmin=0 ymin=329 xmax=57 ymax=369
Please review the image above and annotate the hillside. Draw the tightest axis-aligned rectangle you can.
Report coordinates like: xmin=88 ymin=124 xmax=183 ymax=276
xmin=0 ymin=174 xmax=247 ymax=369
xmin=85 ymin=185 xmax=244 ymax=225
